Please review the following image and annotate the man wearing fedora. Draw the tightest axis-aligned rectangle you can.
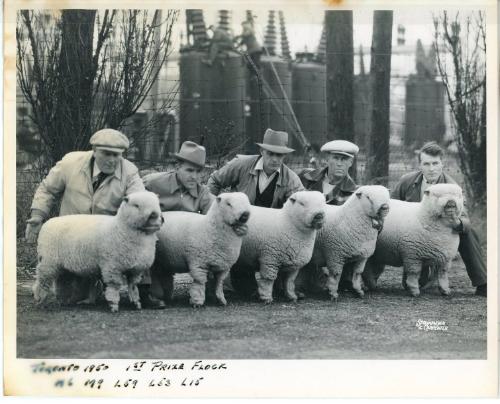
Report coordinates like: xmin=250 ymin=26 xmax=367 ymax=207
xmin=143 ymin=141 xmax=214 ymax=215
xmin=207 ymin=128 xmax=304 ymax=209
xmin=25 ymin=128 xmax=152 ymax=306
xmin=297 ymin=139 xmax=360 ymax=295
xmin=143 ymin=141 xmax=215 ymax=304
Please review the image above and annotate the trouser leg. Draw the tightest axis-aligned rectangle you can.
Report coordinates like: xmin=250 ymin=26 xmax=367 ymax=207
xmin=458 ymin=229 xmax=487 ymax=287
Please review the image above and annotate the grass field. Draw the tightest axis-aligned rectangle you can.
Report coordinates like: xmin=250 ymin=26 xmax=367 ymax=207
xmin=16 ymin=256 xmax=486 ymax=359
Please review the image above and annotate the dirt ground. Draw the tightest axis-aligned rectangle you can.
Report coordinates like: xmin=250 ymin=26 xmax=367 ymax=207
xmin=16 ymin=258 xmax=487 ymax=360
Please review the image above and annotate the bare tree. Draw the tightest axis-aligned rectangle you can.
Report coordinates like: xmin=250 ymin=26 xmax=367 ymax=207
xmin=433 ymin=11 xmax=486 ymax=205
xmin=17 ymin=9 xmax=179 ymax=168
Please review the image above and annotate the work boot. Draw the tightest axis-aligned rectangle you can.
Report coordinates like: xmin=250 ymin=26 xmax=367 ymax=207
xmin=475 ymin=284 xmax=487 ymax=297
xmin=138 ymin=284 xmax=166 ymax=309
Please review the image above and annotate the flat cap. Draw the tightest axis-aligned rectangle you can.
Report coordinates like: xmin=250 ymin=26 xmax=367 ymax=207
xmin=89 ymin=129 xmax=130 ymax=152
xmin=320 ymin=140 xmax=359 ymax=158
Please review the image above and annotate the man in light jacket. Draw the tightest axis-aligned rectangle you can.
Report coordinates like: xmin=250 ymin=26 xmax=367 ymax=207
xmin=25 ymin=128 xmax=165 ymax=308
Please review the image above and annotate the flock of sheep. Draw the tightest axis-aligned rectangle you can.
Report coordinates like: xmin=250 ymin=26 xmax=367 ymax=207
xmin=32 ymin=183 xmax=465 ymax=312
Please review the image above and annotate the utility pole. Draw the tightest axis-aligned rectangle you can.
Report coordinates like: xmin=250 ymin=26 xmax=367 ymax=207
xmin=366 ymin=10 xmax=393 ymax=185
xmin=325 ymin=10 xmax=355 ymax=176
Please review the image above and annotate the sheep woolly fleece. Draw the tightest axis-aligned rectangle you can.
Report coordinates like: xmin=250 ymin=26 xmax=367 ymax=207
xmin=304 ymin=185 xmax=390 ymax=299
xmin=33 ymin=191 xmax=163 ymax=312
xmin=232 ymin=190 xmax=326 ymax=303
xmin=363 ymin=183 xmax=464 ymax=296
xmin=152 ymin=192 xmax=251 ymax=307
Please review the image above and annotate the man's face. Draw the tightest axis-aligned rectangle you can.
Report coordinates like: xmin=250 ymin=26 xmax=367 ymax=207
xmin=176 ymin=161 xmax=202 ymax=191
xmin=419 ymin=152 xmax=443 ymax=183
xmin=93 ymin=148 xmax=122 ymax=174
xmin=261 ymin=149 xmax=286 ymax=175
xmin=326 ymin=153 xmax=353 ymax=179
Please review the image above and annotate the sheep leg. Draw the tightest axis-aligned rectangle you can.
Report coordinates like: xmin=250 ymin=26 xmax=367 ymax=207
xmin=283 ymin=267 xmax=300 ymax=303
xmin=127 ymin=272 xmax=144 ymax=310
xmin=362 ymin=258 xmax=385 ymax=291
xmin=403 ymin=260 xmax=422 ymax=297
xmin=437 ymin=262 xmax=451 ymax=296
xmin=350 ymin=258 xmax=368 ymax=298
xmin=325 ymin=260 xmax=344 ymax=301
xmin=189 ymin=266 xmax=208 ymax=308
xmin=33 ymin=262 xmax=58 ymax=306
xmin=213 ymin=270 xmax=229 ymax=306
xmin=101 ymin=270 xmax=125 ymax=312
xmin=256 ymin=264 xmax=278 ymax=304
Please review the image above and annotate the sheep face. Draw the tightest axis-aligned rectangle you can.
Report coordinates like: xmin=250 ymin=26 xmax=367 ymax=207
xmin=423 ymin=184 xmax=464 ymax=222
xmin=118 ymin=191 xmax=163 ymax=234
xmin=354 ymin=185 xmax=391 ymax=230
xmin=216 ymin=192 xmax=252 ymax=236
xmin=285 ymin=191 xmax=326 ymax=230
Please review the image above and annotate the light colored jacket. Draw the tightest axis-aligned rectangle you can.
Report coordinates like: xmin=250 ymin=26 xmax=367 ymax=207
xmin=31 ymin=150 xmax=145 ymax=219
xmin=207 ymin=155 xmax=304 ymax=209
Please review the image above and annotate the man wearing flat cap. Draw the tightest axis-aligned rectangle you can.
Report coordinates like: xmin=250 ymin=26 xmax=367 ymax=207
xmin=297 ymin=139 xmax=360 ymax=294
xmin=299 ymin=139 xmax=359 ymax=206
xmin=24 ymin=128 xmax=165 ymax=307
xmin=207 ymin=128 xmax=304 ymax=209
xmin=143 ymin=141 xmax=215 ymax=302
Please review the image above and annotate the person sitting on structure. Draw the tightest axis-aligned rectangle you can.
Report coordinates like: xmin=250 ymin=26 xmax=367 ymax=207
xmin=234 ymin=21 xmax=263 ymax=71
xmin=202 ymin=25 xmax=234 ymax=67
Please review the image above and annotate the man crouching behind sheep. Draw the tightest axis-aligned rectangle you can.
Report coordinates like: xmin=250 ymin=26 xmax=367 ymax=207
xmin=33 ymin=191 xmax=163 ymax=312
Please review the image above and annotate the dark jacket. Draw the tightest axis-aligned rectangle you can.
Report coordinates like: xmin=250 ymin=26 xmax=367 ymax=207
xmin=392 ymin=170 xmax=470 ymax=232
xmin=299 ymin=167 xmax=357 ymax=205
xmin=207 ymin=155 xmax=304 ymax=209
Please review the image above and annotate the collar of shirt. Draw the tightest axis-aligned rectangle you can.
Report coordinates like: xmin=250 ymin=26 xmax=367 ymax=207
xmin=322 ymin=177 xmax=336 ymax=195
xmin=170 ymin=171 xmax=199 ymax=198
xmin=421 ymin=176 xmax=437 ymax=198
xmin=92 ymin=160 xmax=102 ymax=180
xmin=255 ymin=157 xmax=280 ymax=193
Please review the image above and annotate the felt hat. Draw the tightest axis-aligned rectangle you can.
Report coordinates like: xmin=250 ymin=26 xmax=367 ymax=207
xmin=256 ymin=128 xmax=295 ymax=154
xmin=90 ymin=129 xmax=129 ymax=153
xmin=320 ymin=140 xmax=359 ymax=158
xmin=174 ymin=141 xmax=206 ymax=168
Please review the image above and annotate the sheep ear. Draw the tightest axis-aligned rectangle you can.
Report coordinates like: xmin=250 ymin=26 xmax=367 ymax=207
xmin=355 ymin=190 xmax=363 ymax=199
xmin=216 ymin=196 xmax=221 ymax=203
xmin=123 ymin=196 xmax=129 ymax=204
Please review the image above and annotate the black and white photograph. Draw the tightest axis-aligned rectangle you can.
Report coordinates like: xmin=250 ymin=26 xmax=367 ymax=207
xmin=5 ymin=0 xmax=498 ymax=398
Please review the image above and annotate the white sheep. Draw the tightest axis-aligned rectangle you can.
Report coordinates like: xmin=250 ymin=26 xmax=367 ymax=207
xmin=299 ymin=185 xmax=390 ymax=300
xmin=33 ymin=191 xmax=163 ymax=312
xmin=151 ymin=192 xmax=251 ymax=308
xmin=230 ymin=190 xmax=326 ymax=304
xmin=362 ymin=183 xmax=464 ymax=297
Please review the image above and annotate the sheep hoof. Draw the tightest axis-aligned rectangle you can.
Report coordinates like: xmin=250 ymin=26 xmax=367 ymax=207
xmin=134 ymin=302 xmax=142 ymax=310
xmin=76 ymin=298 xmax=94 ymax=305
xmin=259 ymin=297 xmax=273 ymax=304
xmin=109 ymin=305 xmax=119 ymax=313
xmin=408 ymin=289 xmax=420 ymax=297
xmin=329 ymin=294 xmax=339 ymax=302
xmin=296 ymin=291 xmax=306 ymax=300
xmin=191 ymin=303 xmax=204 ymax=309
xmin=217 ymin=298 xmax=227 ymax=306
xmin=354 ymin=289 xmax=365 ymax=298
xmin=439 ymin=287 xmax=451 ymax=296
xmin=286 ymin=296 xmax=298 ymax=303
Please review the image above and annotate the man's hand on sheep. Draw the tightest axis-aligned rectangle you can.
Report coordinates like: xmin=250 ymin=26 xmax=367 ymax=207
xmin=25 ymin=216 xmax=44 ymax=244
xmin=32 ymin=191 xmax=163 ymax=312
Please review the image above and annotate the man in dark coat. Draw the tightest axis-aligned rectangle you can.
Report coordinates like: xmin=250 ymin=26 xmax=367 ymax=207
xmin=392 ymin=141 xmax=487 ymax=296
